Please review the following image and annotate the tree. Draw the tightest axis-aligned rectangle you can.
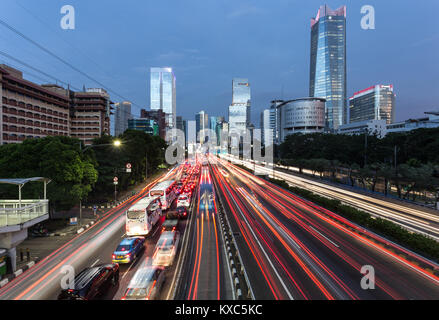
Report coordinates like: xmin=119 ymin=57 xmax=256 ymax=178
xmin=88 ymin=130 xmax=167 ymax=202
xmin=0 ymin=136 xmax=98 ymax=210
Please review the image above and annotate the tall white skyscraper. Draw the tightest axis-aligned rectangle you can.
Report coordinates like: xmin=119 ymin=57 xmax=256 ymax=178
xmin=150 ymin=67 xmax=176 ymax=129
xmin=114 ymin=101 xmax=132 ymax=136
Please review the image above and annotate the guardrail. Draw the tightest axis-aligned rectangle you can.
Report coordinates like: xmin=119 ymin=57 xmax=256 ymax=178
xmin=210 ymin=168 xmax=254 ymax=300
xmin=0 ymin=200 xmax=48 ymax=227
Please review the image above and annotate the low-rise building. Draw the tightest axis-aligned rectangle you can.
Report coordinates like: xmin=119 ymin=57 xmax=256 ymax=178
xmin=338 ymin=119 xmax=387 ymax=138
xmin=386 ymin=111 xmax=439 ymax=134
xmin=128 ymin=118 xmax=159 ymax=136
xmin=279 ymin=97 xmax=326 ymax=142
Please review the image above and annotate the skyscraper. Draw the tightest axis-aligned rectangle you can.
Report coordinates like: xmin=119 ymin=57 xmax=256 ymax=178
xmin=114 ymin=101 xmax=132 ymax=136
xmin=309 ymin=5 xmax=347 ymax=131
xmin=228 ymin=78 xmax=251 ymax=133
xmin=260 ymin=109 xmax=271 ymax=146
xmin=195 ymin=110 xmax=209 ymax=143
xmin=150 ymin=67 xmax=176 ymax=130
xmin=269 ymin=100 xmax=284 ymax=145
xmin=349 ymin=85 xmax=396 ymax=124
xmin=176 ymin=116 xmax=187 ymax=145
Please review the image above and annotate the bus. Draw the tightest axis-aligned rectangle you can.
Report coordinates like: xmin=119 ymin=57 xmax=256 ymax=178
xmin=126 ymin=196 xmax=162 ymax=236
xmin=148 ymin=180 xmax=177 ymax=210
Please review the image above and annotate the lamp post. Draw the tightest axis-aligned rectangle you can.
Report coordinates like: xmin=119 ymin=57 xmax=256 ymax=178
xmin=78 ymin=139 xmax=122 ymax=227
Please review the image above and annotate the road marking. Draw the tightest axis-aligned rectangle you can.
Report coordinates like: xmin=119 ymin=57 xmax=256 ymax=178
xmin=91 ymin=259 xmax=100 ymax=267
xmin=121 ymin=233 xmax=126 ymax=238
xmin=121 ymin=262 xmax=134 ymax=279
xmin=309 ymin=225 xmax=340 ymax=248
xmin=225 ymin=183 xmax=294 ymax=300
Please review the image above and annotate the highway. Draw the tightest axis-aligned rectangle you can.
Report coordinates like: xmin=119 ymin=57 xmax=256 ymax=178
xmin=2 ymin=156 xmax=439 ymax=300
xmin=0 ymin=167 xmax=186 ymax=300
xmin=211 ymin=156 xmax=439 ymax=299
xmin=174 ymin=165 xmax=233 ymax=300
xmin=224 ymin=155 xmax=439 ymax=241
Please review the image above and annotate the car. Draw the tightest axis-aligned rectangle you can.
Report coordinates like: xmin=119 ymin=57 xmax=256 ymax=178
xmin=152 ymin=231 xmax=180 ymax=267
xmin=162 ymin=219 xmax=178 ymax=232
xmin=176 ymin=194 xmax=190 ymax=207
xmin=57 ymin=264 xmax=119 ymax=300
xmin=112 ymin=237 xmax=145 ymax=264
xmin=176 ymin=206 xmax=188 ymax=219
xmin=122 ymin=266 xmax=165 ymax=300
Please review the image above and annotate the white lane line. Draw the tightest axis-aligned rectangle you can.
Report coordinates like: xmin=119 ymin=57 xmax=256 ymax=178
xmin=121 ymin=233 xmax=126 ymax=238
xmin=226 ymin=184 xmax=294 ymax=300
xmin=122 ymin=261 xmax=135 ymax=279
xmin=309 ymin=225 xmax=340 ymax=248
xmin=91 ymin=259 xmax=100 ymax=267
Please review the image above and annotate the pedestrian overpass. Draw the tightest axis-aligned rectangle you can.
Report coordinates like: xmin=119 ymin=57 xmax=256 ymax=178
xmin=0 ymin=178 xmax=50 ymax=274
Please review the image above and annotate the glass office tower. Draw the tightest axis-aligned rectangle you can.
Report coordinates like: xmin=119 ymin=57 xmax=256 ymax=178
xmin=309 ymin=5 xmax=347 ymax=131
xmin=349 ymin=85 xmax=396 ymax=124
xmin=150 ymin=67 xmax=176 ymax=129
xmin=195 ymin=110 xmax=209 ymax=143
xmin=229 ymin=78 xmax=251 ymax=133
xmin=114 ymin=101 xmax=132 ymax=136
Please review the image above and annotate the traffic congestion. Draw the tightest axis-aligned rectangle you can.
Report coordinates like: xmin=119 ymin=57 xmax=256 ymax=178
xmin=57 ymin=161 xmax=201 ymax=300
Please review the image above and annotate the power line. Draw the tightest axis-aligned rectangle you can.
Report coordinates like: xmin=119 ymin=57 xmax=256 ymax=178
xmin=0 ymin=51 xmax=141 ymax=120
xmin=0 ymin=18 xmax=143 ymax=111
xmin=14 ymin=0 xmax=115 ymax=82
xmin=0 ymin=50 xmax=80 ymax=91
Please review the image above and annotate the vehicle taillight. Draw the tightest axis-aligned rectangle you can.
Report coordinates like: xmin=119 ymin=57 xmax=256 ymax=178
xmin=112 ymin=254 xmax=116 ymax=259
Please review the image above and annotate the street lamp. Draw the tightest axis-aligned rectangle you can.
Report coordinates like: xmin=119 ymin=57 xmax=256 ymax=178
xmin=77 ymin=139 xmax=122 ymax=227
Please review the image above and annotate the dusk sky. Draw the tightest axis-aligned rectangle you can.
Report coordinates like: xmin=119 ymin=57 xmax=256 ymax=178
xmin=1 ymin=0 xmax=438 ymax=127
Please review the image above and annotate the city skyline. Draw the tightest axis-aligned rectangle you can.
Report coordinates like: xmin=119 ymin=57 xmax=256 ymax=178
xmin=0 ymin=1 xmax=437 ymax=126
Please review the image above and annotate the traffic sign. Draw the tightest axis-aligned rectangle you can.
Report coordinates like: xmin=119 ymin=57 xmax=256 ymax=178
xmin=113 ymin=176 xmax=118 ymax=182
xmin=126 ymin=163 xmax=132 ymax=173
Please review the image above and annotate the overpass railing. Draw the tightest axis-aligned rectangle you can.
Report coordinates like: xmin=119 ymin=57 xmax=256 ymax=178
xmin=0 ymin=200 xmax=49 ymax=227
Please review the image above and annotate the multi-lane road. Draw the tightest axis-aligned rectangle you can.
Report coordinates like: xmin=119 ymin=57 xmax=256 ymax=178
xmin=0 ymin=167 xmax=188 ymax=300
xmin=1 ymin=156 xmax=439 ymax=300
xmin=210 ymin=156 xmax=439 ymax=299
xmin=175 ymin=166 xmax=233 ymax=300
xmin=225 ymin=155 xmax=439 ymax=241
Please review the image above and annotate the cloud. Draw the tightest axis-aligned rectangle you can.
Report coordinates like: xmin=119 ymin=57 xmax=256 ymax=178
xmin=226 ymin=5 xmax=264 ymax=19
